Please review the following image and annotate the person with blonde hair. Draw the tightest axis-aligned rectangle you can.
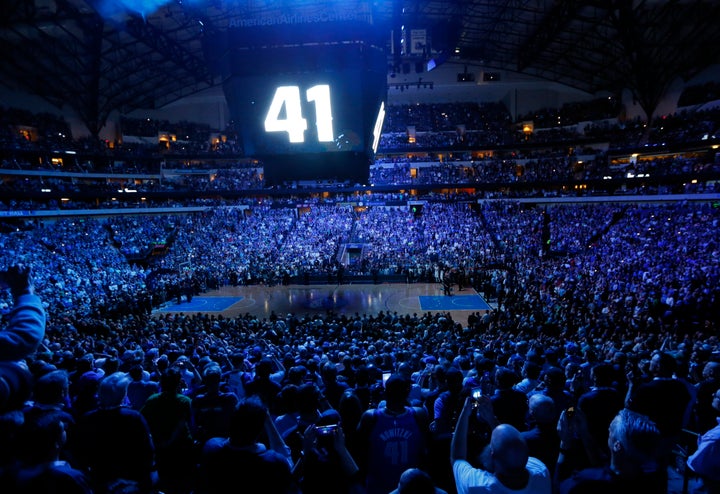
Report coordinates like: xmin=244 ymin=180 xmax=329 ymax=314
xmin=559 ymin=408 xmax=665 ymax=494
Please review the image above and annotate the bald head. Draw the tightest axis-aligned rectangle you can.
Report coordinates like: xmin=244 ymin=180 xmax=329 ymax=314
xmin=396 ymin=468 xmax=436 ymax=494
xmin=491 ymin=424 xmax=529 ymax=474
xmin=528 ymin=393 xmax=555 ymax=425
xmin=703 ymin=361 xmax=720 ymax=380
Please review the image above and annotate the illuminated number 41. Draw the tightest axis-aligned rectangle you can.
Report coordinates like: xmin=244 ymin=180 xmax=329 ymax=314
xmin=264 ymin=85 xmax=334 ymax=143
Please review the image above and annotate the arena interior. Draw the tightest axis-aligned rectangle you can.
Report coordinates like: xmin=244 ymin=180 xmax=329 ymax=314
xmin=1 ymin=1 xmax=720 ymax=494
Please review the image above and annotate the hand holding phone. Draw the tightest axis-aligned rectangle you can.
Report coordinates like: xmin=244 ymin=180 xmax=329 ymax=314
xmin=315 ymin=424 xmax=338 ymax=436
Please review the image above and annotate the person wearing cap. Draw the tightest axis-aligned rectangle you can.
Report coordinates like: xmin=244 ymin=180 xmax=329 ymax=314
xmin=70 ymin=370 xmax=102 ymax=420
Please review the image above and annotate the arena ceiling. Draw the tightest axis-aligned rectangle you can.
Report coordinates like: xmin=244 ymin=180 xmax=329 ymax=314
xmin=2 ymin=0 xmax=720 ymax=134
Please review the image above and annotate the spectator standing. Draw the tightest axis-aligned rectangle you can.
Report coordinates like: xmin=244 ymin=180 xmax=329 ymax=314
xmin=626 ymin=351 xmax=692 ymax=462
xmin=513 ymin=361 xmax=541 ymax=395
xmin=397 ymin=362 xmax=424 ymax=406
xmin=490 ymin=367 xmax=529 ymax=432
xmin=0 ymin=265 xmax=45 ymax=413
xmin=558 ymin=409 xmax=665 ymax=494
xmin=196 ymin=397 xmax=297 ymax=494
xmin=10 ymin=411 xmax=92 ymax=494
xmin=126 ymin=363 xmax=159 ymax=411
xmin=693 ymin=361 xmax=720 ymax=434
xmin=245 ymin=357 xmax=283 ymax=412
xmin=222 ymin=351 xmax=251 ymax=401
xmin=140 ymin=367 xmax=195 ymax=494
xmin=576 ymin=362 xmax=624 ymax=461
xmin=191 ymin=364 xmax=239 ymax=447
xmin=72 ymin=371 xmax=156 ymax=493
xmin=320 ymin=361 xmax=350 ymax=411
xmin=687 ymin=386 xmax=720 ymax=494
xmin=520 ymin=393 xmax=559 ymax=477
xmin=22 ymin=369 xmax=75 ymax=435
xmin=530 ymin=366 xmax=573 ymax=423
xmin=430 ymin=366 xmax=467 ymax=493
xmin=451 ymin=396 xmax=551 ymax=494
xmin=356 ymin=374 xmax=430 ymax=494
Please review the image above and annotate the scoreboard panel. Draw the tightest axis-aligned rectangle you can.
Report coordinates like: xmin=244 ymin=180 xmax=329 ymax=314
xmin=225 ymin=63 xmax=367 ymax=156
xmin=208 ymin=16 xmax=388 ymax=185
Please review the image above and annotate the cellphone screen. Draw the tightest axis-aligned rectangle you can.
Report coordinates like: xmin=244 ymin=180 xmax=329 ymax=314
xmin=382 ymin=372 xmax=391 ymax=386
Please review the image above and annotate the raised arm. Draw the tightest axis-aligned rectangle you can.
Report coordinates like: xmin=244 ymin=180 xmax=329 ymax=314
xmin=0 ymin=265 xmax=46 ymax=361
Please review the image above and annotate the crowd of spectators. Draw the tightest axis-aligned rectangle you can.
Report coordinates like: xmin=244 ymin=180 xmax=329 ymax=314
xmin=1 ymin=148 xmax=718 ymax=214
xmin=1 ymin=99 xmax=720 ymax=215
xmin=1 ymin=199 xmax=719 ymax=320
xmin=1 ymin=196 xmax=719 ymax=491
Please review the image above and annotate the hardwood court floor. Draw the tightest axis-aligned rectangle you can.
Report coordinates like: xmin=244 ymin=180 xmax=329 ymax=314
xmin=156 ymin=282 xmax=494 ymax=324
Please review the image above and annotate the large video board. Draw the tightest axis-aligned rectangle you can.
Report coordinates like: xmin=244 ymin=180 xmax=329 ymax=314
xmin=210 ymin=24 xmax=387 ymax=185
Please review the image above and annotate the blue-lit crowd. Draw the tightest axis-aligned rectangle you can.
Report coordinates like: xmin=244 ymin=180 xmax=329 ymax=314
xmin=1 ymin=197 xmax=719 ymax=493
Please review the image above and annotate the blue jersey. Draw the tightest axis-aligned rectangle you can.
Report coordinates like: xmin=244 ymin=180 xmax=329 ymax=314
xmin=365 ymin=407 xmax=425 ymax=494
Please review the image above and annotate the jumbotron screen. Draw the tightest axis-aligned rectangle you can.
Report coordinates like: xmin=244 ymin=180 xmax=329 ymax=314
xmin=229 ymin=68 xmax=364 ymax=156
xmin=219 ymin=41 xmax=386 ymax=185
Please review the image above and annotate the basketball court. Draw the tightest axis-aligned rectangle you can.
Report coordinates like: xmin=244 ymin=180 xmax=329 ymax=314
xmin=155 ymin=282 xmax=494 ymax=322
